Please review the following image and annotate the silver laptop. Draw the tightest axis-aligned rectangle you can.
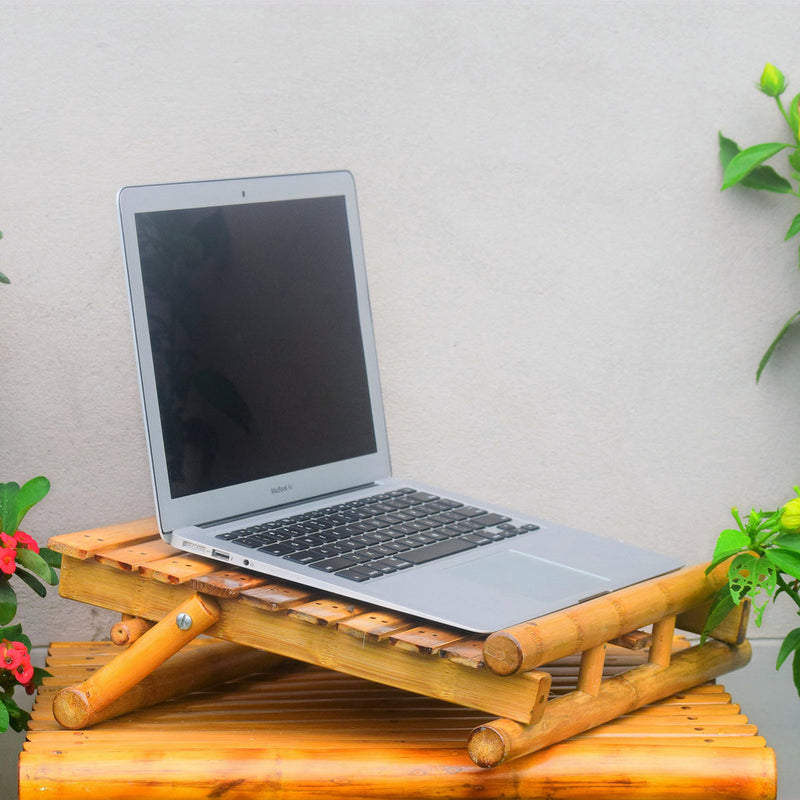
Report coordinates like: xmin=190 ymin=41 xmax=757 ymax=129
xmin=118 ymin=170 xmax=680 ymax=633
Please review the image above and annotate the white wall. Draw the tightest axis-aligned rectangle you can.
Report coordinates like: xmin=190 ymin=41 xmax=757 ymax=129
xmin=2 ymin=0 xmax=799 ymax=642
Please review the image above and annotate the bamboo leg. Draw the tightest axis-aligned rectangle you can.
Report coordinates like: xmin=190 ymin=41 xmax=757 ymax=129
xmin=53 ymin=593 xmax=220 ymax=729
xmin=577 ymin=643 xmax=606 ymax=696
xmin=57 ymin=640 xmax=287 ymax=728
xmin=649 ymin=615 xmax=676 ymax=667
xmin=467 ymin=639 xmax=752 ymax=768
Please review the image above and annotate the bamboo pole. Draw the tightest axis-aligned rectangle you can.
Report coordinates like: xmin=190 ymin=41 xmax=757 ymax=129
xmin=110 ymin=616 xmax=154 ymax=646
xmin=18 ymin=742 xmax=776 ymax=800
xmin=53 ymin=593 xmax=220 ymax=729
xmin=467 ymin=639 xmax=751 ymax=768
xmin=483 ymin=562 xmax=727 ymax=675
xmin=56 ymin=641 xmax=285 ymax=729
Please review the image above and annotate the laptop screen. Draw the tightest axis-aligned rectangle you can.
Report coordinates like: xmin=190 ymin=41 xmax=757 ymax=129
xmin=134 ymin=194 xmax=378 ymax=500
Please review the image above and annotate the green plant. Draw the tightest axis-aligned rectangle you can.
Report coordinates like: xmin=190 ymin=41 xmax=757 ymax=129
xmin=0 ymin=477 xmax=61 ymax=732
xmin=719 ymin=63 xmax=800 ymax=380
xmin=703 ymin=494 xmax=800 ymax=698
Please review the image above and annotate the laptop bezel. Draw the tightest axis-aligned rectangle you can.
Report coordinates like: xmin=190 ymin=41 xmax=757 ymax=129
xmin=118 ymin=171 xmax=392 ymax=534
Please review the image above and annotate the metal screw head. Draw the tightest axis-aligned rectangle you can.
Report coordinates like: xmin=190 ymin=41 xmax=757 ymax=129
xmin=175 ymin=612 xmax=193 ymax=631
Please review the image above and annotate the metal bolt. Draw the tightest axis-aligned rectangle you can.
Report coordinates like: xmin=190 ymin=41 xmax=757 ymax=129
xmin=175 ymin=612 xmax=193 ymax=631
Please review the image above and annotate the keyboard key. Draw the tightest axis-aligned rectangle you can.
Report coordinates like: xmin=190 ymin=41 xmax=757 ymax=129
xmin=347 ymin=565 xmax=385 ymax=579
xmin=470 ymin=513 xmax=512 ymax=527
xmin=334 ymin=569 xmax=371 ymax=582
xmin=285 ymin=550 xmax=322 ymax=565
xmin=257 ymin=542 xmax=295 ymax=556
xmin=373 ymin=557 xmax=413 ymax=571
xmin=460 ymin=533 xmax=493 ymax=545
xmin=397 ymin=537 xmax=477 ymax=565
xmin=312 ymin=555 xmax=360 ymax=572
xmin=450 ymin=506 xmax=486 ymax=519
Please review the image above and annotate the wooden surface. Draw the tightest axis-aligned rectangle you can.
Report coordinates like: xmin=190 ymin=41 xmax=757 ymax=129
xmin=46 ymin=521 xmax=754 ymax=765
xmin=18 ymin=640 xmax=776 ymax=800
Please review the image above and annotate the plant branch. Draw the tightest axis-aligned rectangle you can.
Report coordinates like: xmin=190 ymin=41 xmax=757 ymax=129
xmin=776 ymin=573 xmax=800 ymax=611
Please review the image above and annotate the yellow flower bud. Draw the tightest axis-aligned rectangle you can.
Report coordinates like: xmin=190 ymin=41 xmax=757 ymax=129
xmin=758 ymin=63 xmax=787 ymax=97
xmin=779 ymin=497 xmax=800 ymax=532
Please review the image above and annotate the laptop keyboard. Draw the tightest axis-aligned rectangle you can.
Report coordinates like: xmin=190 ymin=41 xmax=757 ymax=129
xmin=216 ymin=487 xmax=540 ymax=583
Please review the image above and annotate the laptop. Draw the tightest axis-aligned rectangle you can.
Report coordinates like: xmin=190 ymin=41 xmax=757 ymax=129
xmin=118 ymin=170 xmax=681 ymax=633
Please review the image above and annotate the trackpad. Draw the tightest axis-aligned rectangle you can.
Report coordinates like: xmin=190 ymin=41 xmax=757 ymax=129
xmin=445 ymin=550 xmax=612 ymax=602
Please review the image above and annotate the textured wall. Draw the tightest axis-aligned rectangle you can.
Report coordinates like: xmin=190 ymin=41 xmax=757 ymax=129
xmin=2 ymin=1 xmax=799 ymax=641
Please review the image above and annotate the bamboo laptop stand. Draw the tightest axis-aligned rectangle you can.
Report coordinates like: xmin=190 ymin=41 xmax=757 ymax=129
xmin=45 ymin=518 xmax=752 ymax=769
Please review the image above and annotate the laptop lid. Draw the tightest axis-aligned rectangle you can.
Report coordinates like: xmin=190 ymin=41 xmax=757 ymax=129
xmin=119 ymin=171 xmax=391 ymax=535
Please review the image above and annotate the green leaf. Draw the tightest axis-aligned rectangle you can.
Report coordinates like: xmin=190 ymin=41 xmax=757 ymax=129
xmin=700 ymin=583 xmax=735 ymax=644
xmin=740 ymin=166 xmax=794 ymax=193
xmin=38 ymin=547 xmax=61 ymax=570
xmin=15 ymin=547 xmax=57 ymax=585
xmin=1 ymin=694 xmax=30 ymax=733
xmin=789 ymin=92 xmax=800 ymax=139
xmin=787 ymin=214 xmax=800 ymax=241
xmin=777 ymin=626 xmax=800 ymax=669
xmin=31 ymin=666 xmax=50 ymax=687
xmin=757 ymin=308 xmax=800 ymax=382
xmin=794 ymin=648 xmax=800 ymax=700
xmin=764 ymin=547 xmax=800 ymax=581
xmin=14 ymin=567 xmax=47 ymax=598
xmin=718 ymin=133 xmax=793 ymax=192
xmin=722 ymin=142 xmax=792 ymax=190
xmin=0 ymin=622 xmax=24 ymax=641
xmin=773 ymin=532 xmax=800 ymax=552
xmin=707 ymin=528 xmax=751 ymax=573
xmin=0 ymin=272 xmax=9 ymax=285
xmin=15 ymin=476 xmax=49 ymax=530
xmin=728 ymin=553 xmax=777 ymax=625
xmin=718 ymin=132 xmax=740 ymax=168
xmin=0 ymin=483 xmax=20 ymax=535
xmin=0 ymin=581 xmax=17 ymax=625
xmin=0 ymin=697 xmax=9 ymax=734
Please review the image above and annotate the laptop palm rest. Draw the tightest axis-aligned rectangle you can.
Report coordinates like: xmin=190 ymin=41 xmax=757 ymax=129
xmin=443 ymin=550 xmax=611 ymax=603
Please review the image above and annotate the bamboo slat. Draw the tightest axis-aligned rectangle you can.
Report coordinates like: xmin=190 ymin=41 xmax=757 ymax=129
xmin=19 ymin=640 xmax=776 ymax=800
xmin=48 ymin=517 xmax=158 ymax=559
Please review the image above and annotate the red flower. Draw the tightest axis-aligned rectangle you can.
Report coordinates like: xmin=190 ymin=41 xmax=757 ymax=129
xmin=13 ymin=530 xmax=39 ymax=554
xmin=0 ymin=532 xmax=16 ymax=549
xmin=0 ymin=641 xmax=23 ymax=670
xmin=13 ymin=658 xmax=33 ymax=685
xmin=0 ymin=547 xmax=16 ymax=575
xmin=1 ymin=641 xmax=33 ymax=685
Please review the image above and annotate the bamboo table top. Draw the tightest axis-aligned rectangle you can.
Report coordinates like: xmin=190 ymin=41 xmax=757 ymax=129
xmin=19 ymin=639 xmax=776 ymax=800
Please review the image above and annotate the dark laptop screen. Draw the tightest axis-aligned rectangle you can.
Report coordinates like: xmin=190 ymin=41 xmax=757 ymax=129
xmin=134 ymin=194 xmax=377 ymax=499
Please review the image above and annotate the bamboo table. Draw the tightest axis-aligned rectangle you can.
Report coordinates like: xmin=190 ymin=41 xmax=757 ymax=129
xmin=19 ymin=639 xmax=776 ymax=799
xmin=45 ymin=518 xmax=753 ymax=769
